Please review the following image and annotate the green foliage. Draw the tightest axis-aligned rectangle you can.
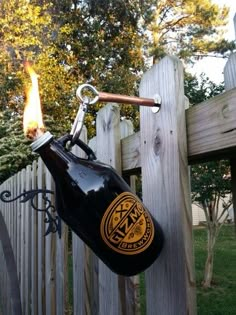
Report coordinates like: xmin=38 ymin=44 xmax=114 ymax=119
xmin=191 ymin=160 xmax=231 ymax=207
xmin=126 ymin=226 xmax=236 ymax=315
xmin=148 ymin=0 xmax=235 ymax=62
xmin=187 ymin=73 xmax=232 ymax=287
xmin=0 ymin=0 xmax=234 ymax=184
xmin=0 ymin=109 xmax=34 ymax=183
xmin=186 ymin=73 xmax=231 ymax=218
xmin=194 ymin=226 xmax=236 ymax=314
xmin=184 ymin=72 xmax=224 ymax=105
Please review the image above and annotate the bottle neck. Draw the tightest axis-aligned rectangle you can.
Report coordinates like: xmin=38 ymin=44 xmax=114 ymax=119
xmin=32 ymin=132 xmax=74 ymax=179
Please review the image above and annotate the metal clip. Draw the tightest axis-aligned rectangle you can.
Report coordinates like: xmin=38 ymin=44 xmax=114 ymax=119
xmin=70 ymin=96 xmax=89 ymax=146
xmin=76 ymin=84 xmax=99 ymax=105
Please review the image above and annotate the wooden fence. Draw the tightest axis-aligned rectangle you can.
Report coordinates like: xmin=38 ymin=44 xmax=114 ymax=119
xmin=1 ymin=52 xmax=236 ymax=315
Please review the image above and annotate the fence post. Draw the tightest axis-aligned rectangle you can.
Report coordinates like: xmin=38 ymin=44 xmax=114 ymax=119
xmin=139 ymin=56 xmax=196 ymax=315
xmin=224 ymin=16 xmax=236 ymax=230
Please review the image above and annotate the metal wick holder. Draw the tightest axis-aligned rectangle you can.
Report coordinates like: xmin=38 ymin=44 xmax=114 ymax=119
xmin=70 ymin=84 xmax=161 ymax=146
xmin=76 ymin=83 xmax=161 ymax=112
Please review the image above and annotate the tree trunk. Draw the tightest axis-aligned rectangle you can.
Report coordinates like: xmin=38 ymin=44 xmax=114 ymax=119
xmin=202 ymin=225 xmax=217 ymax=288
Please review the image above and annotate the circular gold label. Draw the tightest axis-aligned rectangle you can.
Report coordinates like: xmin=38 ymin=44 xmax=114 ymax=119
xmin=100 ymin=192 xmax=154 ymax=255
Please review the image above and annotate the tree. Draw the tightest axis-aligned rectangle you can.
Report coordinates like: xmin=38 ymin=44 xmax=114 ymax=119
xmin=0 ymin=0 xmax=234 ymax=184
xmin=184 ymin=72 xmax=224 ymax=105
xmin=84 ymin=0 xmax=235 ymax=61
xmin=147 ymin=0 xmax=235 ymax=61
xmin=0 ymin=0 xmax=91 ymax=183
xmin=191 ymin=161 xmax=232 ymax=288
xmin=184 ymin=72 xmax=231 ymax=288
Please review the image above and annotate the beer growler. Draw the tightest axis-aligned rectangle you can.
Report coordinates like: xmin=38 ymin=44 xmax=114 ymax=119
xmin=32 ymin=131 xmax=164 ymax=276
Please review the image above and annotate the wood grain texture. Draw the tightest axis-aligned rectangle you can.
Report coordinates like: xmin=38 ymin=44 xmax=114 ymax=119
xmin=121 ymin=131 xmax=141 ymax=173
xmin=31 ymin=161 xmax=38 ymax=315
xmin=37 ymin=159 xmax=46 ymax=315
xmin=45 ymin=168 xmax=56 ymax=315
xmin=120 ymin=119 xmax=141 ymax=315
xmin=25 ymin=165 xmax=32 ymax=315
xmin=72 ymin=126 xmax=99 ymax=315
xmin=96 ymin=103 xmax=120 ymax=315
xmin=187 ymin=87 xmax=236 ymax=162
xmin=224 ymin=50 xmax=236 ymax=235
xmin=16 ymin=172 xmax=21 ymax=285
xmin=56 ymin=207 xmax=67 ymax=315
xmin=0 ymin=211 xmax=22 ymax=315
xmin=224 ymin=54 xmax=236 ymax=90
xmin=139 ymin=56 xmax=196 ymax=315
xmin=120 ymin=88 xmax=236 ymax=170
xmin=72 ymin=127 xmax=85 ymax=315
xmin=20 ymin=168 xmax=26 ymax=314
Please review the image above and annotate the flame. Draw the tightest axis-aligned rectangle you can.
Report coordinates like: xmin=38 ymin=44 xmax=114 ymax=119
xmin=23 ymin=62 xmax=45 ymax=139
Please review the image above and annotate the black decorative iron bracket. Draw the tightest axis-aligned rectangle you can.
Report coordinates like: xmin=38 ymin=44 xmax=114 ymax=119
xmin=0 ymin=189 xmax=61 ymax=238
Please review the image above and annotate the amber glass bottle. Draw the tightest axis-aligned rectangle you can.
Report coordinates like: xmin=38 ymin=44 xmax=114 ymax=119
xmin=32 ymin=132 xmax=164 ymax=276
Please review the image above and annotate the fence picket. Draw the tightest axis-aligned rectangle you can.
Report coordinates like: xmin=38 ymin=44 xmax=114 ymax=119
xmin=25 ymin=165 xmax=32 ymax=315
xmin=56 ymin=213 xmax=67 ymax=315
xmin=139 ymin=56 xmax=196 ymax=315
xmin=16 ymin=172 xmax=21 ymax=283
xmin=224 ymin=39 xmax=236 ymax=237
xmin=120 ymin=119 xmax=141 ymax=315
xmin=31 ymin=160 xmax=38 ymax=315
xmin=37 ymin=159 xmax=46 ymax=315
xmin=96 ymin=103 xmax=121 ymax=315
xmin=45 ymin=167 xmax=56 ymax=315
xmin=20 ymin=169 xmax=26 ymax=314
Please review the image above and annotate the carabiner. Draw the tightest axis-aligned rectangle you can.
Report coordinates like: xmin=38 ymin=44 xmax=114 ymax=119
xmin=70 ymin=97 xmax=89 ymax=146
xmin=76 ymin=84 xmax=99 ymax=105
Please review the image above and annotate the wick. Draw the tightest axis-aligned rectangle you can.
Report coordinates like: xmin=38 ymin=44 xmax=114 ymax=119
xmin=26 ymin=127 xmax=45 ymax=141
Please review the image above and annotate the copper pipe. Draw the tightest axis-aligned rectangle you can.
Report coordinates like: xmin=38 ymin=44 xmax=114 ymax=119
xmin=98 ymin=92 xmax=159 ymax=107
xmin=76 ymin=84 xmax=161 ymax=108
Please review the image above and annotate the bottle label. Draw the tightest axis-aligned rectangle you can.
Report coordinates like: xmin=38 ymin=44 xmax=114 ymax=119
xmin=100 ymin=192 xmax=154 ymax=255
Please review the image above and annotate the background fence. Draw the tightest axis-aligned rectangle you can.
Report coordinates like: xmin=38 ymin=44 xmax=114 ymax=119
xmin=1 ymin=51 xmax=236 ymax=314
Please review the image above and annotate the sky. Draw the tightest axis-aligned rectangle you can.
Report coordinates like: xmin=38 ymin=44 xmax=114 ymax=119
xmin=189 ymin=0 xmax=236 ymax=84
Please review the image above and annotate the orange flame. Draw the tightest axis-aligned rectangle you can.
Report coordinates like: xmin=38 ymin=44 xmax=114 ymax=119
xmin=23 ymin=62 xmax=45 ymax=139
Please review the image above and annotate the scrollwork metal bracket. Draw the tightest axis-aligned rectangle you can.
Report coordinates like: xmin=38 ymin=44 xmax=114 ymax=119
xmin=0 ymin=189 xmax=61 ymax=238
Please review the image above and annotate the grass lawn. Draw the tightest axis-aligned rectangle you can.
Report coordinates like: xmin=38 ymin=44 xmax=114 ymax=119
xmin=69 ymin=225 xmax=236 ymax=314
xmin=140 ymin=225 xmax=236 ymax=314
xmin=194 ymin=225 xmax=236 ymax=315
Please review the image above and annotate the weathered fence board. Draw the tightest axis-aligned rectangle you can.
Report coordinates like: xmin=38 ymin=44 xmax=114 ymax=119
xmin=0 ymin=211 xmax=22 ymax=315
xmin=25 ymin=165 xmax=32 ymax=315
xmin=45 ymin=168 xmax=56 ymax=315
xmin=20 ymin=168 xmax=26 ymax=313
xmin=55 ymin=208 xmax=67 ymax=315
xmin=139 ymin=56 xmax=196 ymax=314
xmin=120 ymin=119 xmax=141 ymax=315
xmin=96 ymin=103 xmax=121 ymax=315
xmin=31 ymin=160 xmax=38 ymax=315
xmin=72 ymin=127 xmax=89 ymax=315
xmin=121 ymin=88 xmax=236 ymax=169
xmin=224 ymin=45 xmax=236 ymax=234
xmin=37 ymin=159 xmax=46 ymax=315
xmin=187 ymin=87 xmax=236 ymax=163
